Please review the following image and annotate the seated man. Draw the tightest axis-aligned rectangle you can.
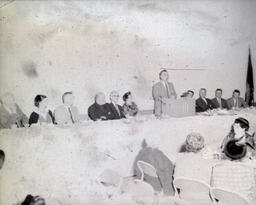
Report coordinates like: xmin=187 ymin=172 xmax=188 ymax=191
xmin=88 ymin=92 xmax=109 ymax=121
xmin=54 ymin=92 xmax=80 ymax=125
xmin=0 ymin=93 xmax=28 ymax=129
xmin=106 ymin=91 xmax=125 ymax=120
xmin=195 ymin=88 xmax=214 ymax=112
xmin=211 ymin=88 xmax=228 ymax=109
xmin=227 ymin=89 xmax=248 ymax=109
xmin=0 ymin=150 xmax=5 ymax=169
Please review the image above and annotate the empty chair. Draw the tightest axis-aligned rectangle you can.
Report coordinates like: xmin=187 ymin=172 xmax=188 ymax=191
xmin=210 ymin=188 xmax=250 ymax=205
xmin=173 ymin=177 xmax=213 ymax=205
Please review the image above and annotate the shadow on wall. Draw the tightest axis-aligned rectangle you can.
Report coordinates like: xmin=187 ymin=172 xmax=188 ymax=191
xmin=22 ymin=61 xmax=38 ymax=78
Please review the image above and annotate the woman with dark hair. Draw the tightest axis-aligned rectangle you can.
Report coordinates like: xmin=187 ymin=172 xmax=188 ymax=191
xmin=21 ymin=195 xmax=45 ymax=205
xmin=221 ymin=117 xmax=255 ymax=159
xmin=122 ymin=92 xmax=138 ymax=117
xmin=28 ymin=95 xmax=55 ymax=126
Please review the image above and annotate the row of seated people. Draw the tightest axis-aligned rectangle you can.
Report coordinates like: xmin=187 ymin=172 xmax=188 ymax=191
xmin=0 ymin=87 xmax=250 ymax=129
xmin=0 ymin=91 xmax=138 ymax=129
xmin=152 ymin=69 xmax=250 ymax=117
xmin=194 ymin=88 xmax=248 ymax=112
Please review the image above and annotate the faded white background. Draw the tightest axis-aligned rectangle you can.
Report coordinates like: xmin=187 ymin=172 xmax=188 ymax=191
xmin=0 ymin=0 xmax=256 ymax=115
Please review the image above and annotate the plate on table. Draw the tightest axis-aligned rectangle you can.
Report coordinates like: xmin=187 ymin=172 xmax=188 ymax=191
xmin=200 ymin=112 xmax=213 ymax=116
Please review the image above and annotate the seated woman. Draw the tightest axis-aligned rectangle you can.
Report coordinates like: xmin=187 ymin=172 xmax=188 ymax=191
xmin=221 ymin=117 xmax=256 ymax=159
xmin=29 ymin=95 xmax=55 ymax=126
xmin=122 ymin=92 xmax=138 ymax=117
xmin=175 ymin=133 xmax=213 ymax=202
xmin=0 ymin=93 xmax=28 ymax=129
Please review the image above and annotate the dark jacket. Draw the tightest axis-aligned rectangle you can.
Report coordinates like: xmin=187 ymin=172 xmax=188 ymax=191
xmin=29 ymin=110 xmax=55 ymax=126
xmin=211 ymin=97 xmax=228 ymax=109
xmin=87 ymin=103 xmax=109 ymax=121
xmin=105 ymin=103 xmax=126 ymax=120
xmin=196 ymin=97 xmax=214 ymax=112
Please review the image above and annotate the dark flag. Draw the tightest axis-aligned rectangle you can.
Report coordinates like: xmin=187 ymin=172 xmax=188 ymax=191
xmin=245 ymin=48 xmax=254 ymax=106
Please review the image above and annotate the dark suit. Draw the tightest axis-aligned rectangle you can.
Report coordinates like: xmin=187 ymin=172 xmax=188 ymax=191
xmin=226 ymin=97 xmax=248 ymax=109
xmin=28 ymin=110 xmax=55 ymax=126
xmin=88 ymin=103 xmax=109 ymax=121
xmin=211 ymin=97 xmax=228 ymax=109
xmin=196 ymin=97 xmax=214 ymax=112
xmin=105 ymin=103 xmax=125 ymax=120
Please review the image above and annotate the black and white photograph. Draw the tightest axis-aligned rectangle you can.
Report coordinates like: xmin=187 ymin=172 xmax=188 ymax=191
xmin=0 ymin=0 xmax=256 ymax=204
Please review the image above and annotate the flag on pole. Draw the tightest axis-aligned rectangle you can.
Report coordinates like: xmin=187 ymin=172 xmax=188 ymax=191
xmin=245 ymin=48 xmax=254 ymax=106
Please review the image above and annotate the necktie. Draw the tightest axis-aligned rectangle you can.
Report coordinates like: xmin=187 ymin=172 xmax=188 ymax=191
xmin=68 ymin=107 xmax=75 ymax=123
xmin=218 ymin=98 xmax=222 ymax=108
xmin=114 ymin=104 xmax=120 ymax=116
xmin=165 ymin=82 xmax=170 ymax=98
xmin=234 ymin=99 xmax=238 ymax=108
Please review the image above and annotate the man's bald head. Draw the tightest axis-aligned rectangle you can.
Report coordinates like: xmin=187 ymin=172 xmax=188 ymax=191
xmin=95 ymin=92 xmax=106 ymax=105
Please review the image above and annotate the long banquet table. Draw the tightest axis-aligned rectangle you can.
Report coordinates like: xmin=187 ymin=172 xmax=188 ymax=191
xmin=0 ymin=109 xmax=256 ymax=205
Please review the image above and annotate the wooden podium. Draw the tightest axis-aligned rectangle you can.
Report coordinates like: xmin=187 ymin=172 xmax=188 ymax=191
xmin=162 ymin=98 xmax=196 ymax=117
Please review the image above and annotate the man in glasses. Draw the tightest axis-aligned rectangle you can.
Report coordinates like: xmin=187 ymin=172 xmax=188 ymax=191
xmin=106 ymin=91 xmax=125 ymax=120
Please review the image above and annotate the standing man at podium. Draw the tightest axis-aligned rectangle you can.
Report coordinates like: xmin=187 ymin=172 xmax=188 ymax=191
xmin=152 ymin=69 xmax=177 ymax=117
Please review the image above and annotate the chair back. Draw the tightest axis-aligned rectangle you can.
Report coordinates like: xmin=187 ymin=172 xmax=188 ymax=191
xmin=211 ymin=163 xmax=255 ymax=199
xmin=137 ymin=160 xmax=158 ymax=180
xmin=173 ymin=177 xmax=212 ymax=204
xmin=211 ymin=188 xmax=250 ymax=205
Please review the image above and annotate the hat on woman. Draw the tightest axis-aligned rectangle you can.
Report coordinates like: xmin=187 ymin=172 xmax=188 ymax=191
xmin=224 ymin=139 xmax=247 ymax=160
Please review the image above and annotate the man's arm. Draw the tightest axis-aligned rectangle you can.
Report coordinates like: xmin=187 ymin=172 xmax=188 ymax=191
xmin=241 ymin=98 xmax=248 ymax=108
xmin=88 ymin=106 xmax=97 ymax=121
xmin=169 ymin=82 xmax=177 ymax=99
xmin=152 ymin=84 xmax=160 ymax=101
xmin=226 ymin=99 xmax=232 ymax=110
xmin=208 ymin=99 xmax=215 ymax=110
xmin=222 ymin=99 xmax=228 ymax=109
xmin=195 ymin=99 xmax=204 ymax=112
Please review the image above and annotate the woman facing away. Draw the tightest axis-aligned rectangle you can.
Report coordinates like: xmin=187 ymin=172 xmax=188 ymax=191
xmin=122 ymin=92 xmax=138 ymax=117
xmin=220 ymin=117 xmax=256 ymax=160
xmin=28 ymin=95 xmax=55 ymax=126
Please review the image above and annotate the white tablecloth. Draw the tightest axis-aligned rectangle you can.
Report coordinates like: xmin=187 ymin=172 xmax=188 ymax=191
xmin=0 ymin=110 xmax=255 ymax=204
